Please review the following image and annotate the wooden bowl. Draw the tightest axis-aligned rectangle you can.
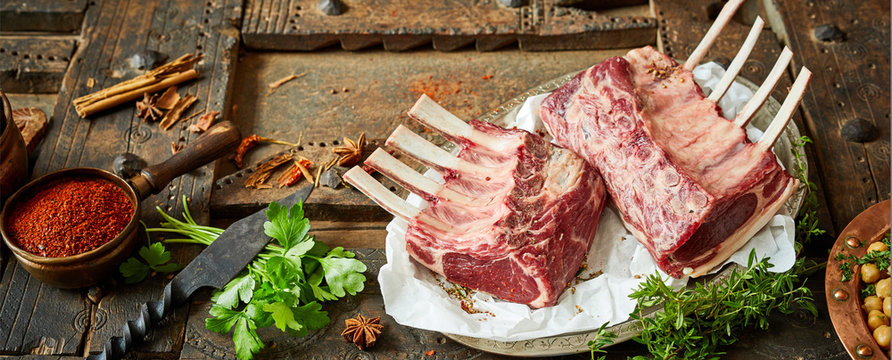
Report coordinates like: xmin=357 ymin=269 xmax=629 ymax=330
xmin=0 ymin=121 xmax=241 ymax=288
xmin=0 ymin=168 xmax=141 ymax=288
xmin=826 ymin=199 xmax=891 ymax=360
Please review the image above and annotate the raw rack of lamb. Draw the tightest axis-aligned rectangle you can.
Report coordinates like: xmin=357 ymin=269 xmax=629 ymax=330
xmin=539 ymin=0 xmax=812 ymax=277
xmin=344 ymin=94 xmax=607 ymax=308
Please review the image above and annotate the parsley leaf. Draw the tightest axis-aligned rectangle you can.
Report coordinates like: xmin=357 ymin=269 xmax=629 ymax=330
xmin=119 ymin=257 xmax=151 ymax=284
xmin=317 ymin=248 xmax=367 ymax=297
xmin=212 ymin=273 xmax=256 ymax=309
xmin=119 ymin=225 xmax=181 ymax=284
xmin=264 ymin=202 xmax=310 ymax=249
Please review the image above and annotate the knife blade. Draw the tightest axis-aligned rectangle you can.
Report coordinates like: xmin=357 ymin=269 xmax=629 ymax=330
xmin=89 ymin=183 xmax=315 ymax=360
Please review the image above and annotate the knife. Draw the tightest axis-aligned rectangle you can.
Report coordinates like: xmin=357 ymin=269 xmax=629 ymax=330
xmin=88 ymin=183 xmax=315 ymax=360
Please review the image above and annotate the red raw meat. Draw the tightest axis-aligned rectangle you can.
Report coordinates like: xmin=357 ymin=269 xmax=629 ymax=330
xmin=345 ymin=95 xmax=607 ymax=307
xmin=540 ymin=46 xmax=799 ymax=278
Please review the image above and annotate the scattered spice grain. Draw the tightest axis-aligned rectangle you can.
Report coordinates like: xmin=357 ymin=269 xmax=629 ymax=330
xmin=7 ymin=176 xmax=133 ymax=257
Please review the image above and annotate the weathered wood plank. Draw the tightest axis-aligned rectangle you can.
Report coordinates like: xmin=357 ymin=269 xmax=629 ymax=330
xmin=210 ymin=48 xmax=631 ymax=220
xmin=0 ymin=36 xmax=76 ymax=93
xmin=770 ymin=0 xmax=890 ymax=232
xmin=7 ymin=0 xmax=241 ymax=357
xmin=0 ymin=261 xmax=86 ymax=355
xmin=653 ymin=0 xmax=837 ymax=247
xmin=0 ymin=0 xmax=87 ymax=33
xmin=241 ymin=0 xmax=655 ymax=51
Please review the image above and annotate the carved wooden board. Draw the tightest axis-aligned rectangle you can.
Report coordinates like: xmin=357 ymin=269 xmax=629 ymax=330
xmin=0 ymin=0 xmax=87 ymax=33
xmin=209 ymin=48 xmax=632 ymax=220
xmin=0 ymin=36 xmax=76 ymax=93
xmin=772 ymin=0 xmax=890 ymax=233
xmin=0 ymin=0 xmax=242 ymax=356
xmin=241 ymin=0 xmax=655 ymax=51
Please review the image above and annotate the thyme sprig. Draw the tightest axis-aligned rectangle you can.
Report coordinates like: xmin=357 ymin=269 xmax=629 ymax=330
xmin=588 ymin=136 xmax=824 ymax=360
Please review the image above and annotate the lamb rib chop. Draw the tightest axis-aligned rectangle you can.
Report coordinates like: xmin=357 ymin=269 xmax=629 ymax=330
xmin=344 ymin=95 xmax=607 ymax=308
xmin=539 ymin=0 xmax=811 ymax=278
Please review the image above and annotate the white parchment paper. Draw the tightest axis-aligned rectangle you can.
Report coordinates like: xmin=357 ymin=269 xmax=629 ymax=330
xmin=377 ymin=62 xmax=797 ymax=342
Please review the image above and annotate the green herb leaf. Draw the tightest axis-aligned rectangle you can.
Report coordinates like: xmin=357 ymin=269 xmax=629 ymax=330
xmin=264 ymin=202 xmax=310 ymax=249
xmin=291 ymin=302 xmax=330 ymax=337
xmin=206 ymin=305 xmax=241 ymax=334
xmin=119 ymin=226 xmax=181 ymax=284
xmin=317 ymin=248 xmax=367 ymax=297
xmin=140 ymin=242 xmax=171 ymax=267
xmin=263 ymin=301 xmax=303 ymax=333
xmin=119 ymin=257 xmax=150 ymax=284
xmin=150 ymin=199 xmax=368 ymax=360
xmin=213 ymin=273 xmax=256 ymax=309
xmin=233 ymin=316 xmax=263 ymax=360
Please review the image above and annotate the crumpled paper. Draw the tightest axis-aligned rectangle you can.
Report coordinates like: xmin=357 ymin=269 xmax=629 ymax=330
xmin=376 ymin=62 xmax=797 ymax=342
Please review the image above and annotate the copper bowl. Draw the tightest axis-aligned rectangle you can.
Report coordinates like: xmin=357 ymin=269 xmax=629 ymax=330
xmin=826 ymin=199 xmax=891 ymax=360
xmin=0 ymin=91 xmax=29 ymax=203
xmin=0 ymin=168 xmax=140 ymax=288
xmin=0 ymin=121 xmax=240 ymax=288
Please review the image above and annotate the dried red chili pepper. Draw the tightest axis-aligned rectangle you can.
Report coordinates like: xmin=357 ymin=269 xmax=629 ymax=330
xmin=276 ymin=158 xmax=312 ymax=187
xmin=7 ymin=176 xmax=133 ymax=257
xmin=234 ymin=134 xmax=298 ymax=168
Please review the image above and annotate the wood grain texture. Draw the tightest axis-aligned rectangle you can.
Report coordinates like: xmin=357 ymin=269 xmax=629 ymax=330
xmin=0 ymin=0 xmax=87 ymax=33
xmin=241 ymin=0 xmax=655 ymax=51
xmin=0 ymin=36 xmax=77 ymax=93
xmin=770 ymin=0 xmax=891 ymax=232
xmin=0 ymin=261 xmax=86 ymax=355
xmin=4 ymin=0 xmax=241 ymax=356
xmin=211 ymin=49 xmax=631 ymax=220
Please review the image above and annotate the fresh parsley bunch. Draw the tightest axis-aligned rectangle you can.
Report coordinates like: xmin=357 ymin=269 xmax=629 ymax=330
xmin=150 ymin=200 xmax=367 ymax=360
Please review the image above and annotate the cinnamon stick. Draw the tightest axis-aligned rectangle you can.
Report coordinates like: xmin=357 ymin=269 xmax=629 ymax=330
xmin=73 ymin=54 xmax=202 ymax=118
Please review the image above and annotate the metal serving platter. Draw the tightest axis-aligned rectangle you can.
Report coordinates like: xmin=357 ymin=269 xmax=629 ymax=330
xmin=440 ymin=70 xmax=808 ymax=357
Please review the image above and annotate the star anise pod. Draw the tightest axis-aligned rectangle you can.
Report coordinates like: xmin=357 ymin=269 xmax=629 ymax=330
xmin=341 ymin=314 xmax=383 ymax=350
xmin=333 ymin=133 xmax=365 ymax=167
xmin=135 ymin=92 xmax=163 ymax=121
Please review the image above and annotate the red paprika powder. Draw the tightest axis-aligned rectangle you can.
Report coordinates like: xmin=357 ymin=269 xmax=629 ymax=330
xmin=7 ymin=176 xmax=133 ymax=257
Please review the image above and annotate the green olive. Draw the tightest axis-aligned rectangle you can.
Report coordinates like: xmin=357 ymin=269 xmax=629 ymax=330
xmin=868 ymin=241 xmax=888 ymax=254
xmin=862 ymin=263 xmax=881 ymax=284
xmin=874 ymin=325 xmax=890 ymax=350
xmin=884 ymin=296 xmax=891 ymax=317
xmin=864 ymin=296 xmax=883 ymax=313
xmin=877 ymin=278 xmax=891 ymax=298
xmin=868 ymin=310 xmax=888 ymax=331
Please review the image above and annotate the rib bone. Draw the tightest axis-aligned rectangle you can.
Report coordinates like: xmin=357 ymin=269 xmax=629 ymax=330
xmin=364 ymin=148 xmax=477 ymax=205
xmin=754 ymin=67 xmax=812 ymax=154
xmin=409 ymin=94 xmax=512 ymax=151
xmin=707 ymin=17 xmax=765 ymax=102
xmin=385 ymin=125 xmax=494 ymax=178
xmin=733 ymin=47 xmax=793 ymax=128
xmin=683 ymin=0 xmax=746 ymax=71
xmin=342 ymin=167 xmax=451 ymax=231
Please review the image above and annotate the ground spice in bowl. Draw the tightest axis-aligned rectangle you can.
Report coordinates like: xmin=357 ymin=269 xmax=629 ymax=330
xmin=6 ymin=175 xmax=133 ymax=257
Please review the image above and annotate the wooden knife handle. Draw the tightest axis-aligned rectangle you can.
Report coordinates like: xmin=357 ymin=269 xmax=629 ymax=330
xmin=135 ymin=120 xmax=240 ymax=198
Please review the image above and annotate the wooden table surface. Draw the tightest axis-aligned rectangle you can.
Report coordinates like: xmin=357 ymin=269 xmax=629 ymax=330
xmin=0 ymin=0 xmax=888 ymax=359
